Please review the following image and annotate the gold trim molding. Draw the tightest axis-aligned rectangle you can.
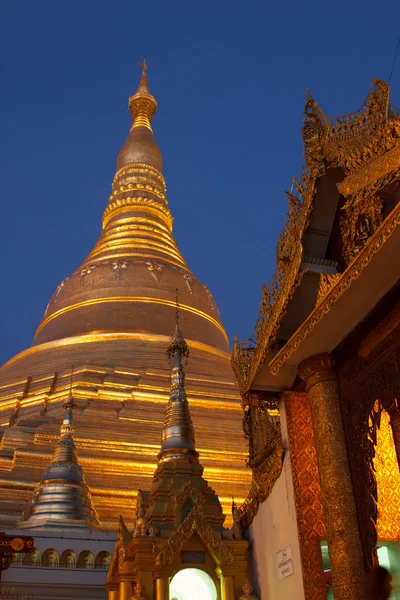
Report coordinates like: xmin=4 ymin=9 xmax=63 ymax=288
xmin=1 ymin=332 xmax=231 ymax=372
xmin=35 ymin=296 xmax=228 ymax=343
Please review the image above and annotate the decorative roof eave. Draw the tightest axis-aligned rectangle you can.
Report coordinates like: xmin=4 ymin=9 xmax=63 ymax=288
xmin=303 ymin=79 xmax=393 ymax=173
xmin=338 ymin=145 xmax=400 ymax=199
xmin=231 ymin=170 xmax=318 ymax=395
xmin=232 ymin=80 xmax=400 ymax=396
xmin=153 ymin=507 xmax=235 ymax=568
xmin=304 ymin=79 xmax=400 ymax=179
xmin=268 ymin=199 xmax=400 ymax=376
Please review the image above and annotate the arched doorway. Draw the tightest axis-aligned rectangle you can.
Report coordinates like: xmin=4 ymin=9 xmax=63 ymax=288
xmin=170 ymin=568 xmax=217 ymax=600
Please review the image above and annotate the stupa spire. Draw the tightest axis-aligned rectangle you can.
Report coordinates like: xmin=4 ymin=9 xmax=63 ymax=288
xmin=33 ymin=63 xmax=229 ymax=357
xmin=158 ymin=290 xmax=199 ymax=464
xmin=17 ymin=373 xmax=101 ymax=530
xmin=128 ymin=60 xmax=158 ymax=132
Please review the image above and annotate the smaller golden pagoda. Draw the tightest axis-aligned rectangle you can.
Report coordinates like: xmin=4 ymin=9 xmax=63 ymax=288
xmin=106 ymin=304 xmax=250 ymax=600
xmin=16 ymin=393 xmax=101 ymax=530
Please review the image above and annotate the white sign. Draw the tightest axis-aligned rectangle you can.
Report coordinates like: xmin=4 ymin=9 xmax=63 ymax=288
xmin=276 ymin=545 xmax=294 ymax=580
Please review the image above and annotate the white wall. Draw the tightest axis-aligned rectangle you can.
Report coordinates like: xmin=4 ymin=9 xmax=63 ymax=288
xmin=249 ymin=402 xmax=305 ymax=600
xmin=2 ymin=527 xmax=116 ymax=600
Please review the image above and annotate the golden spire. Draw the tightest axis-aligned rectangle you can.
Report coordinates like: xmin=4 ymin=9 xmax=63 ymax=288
xmin=16 ymin=377 xmax=101 ymax=530
xmin=128 ymin=60 xmax=158 ymax=132
xmin=158 ymin=291 xmax=199 ymax=464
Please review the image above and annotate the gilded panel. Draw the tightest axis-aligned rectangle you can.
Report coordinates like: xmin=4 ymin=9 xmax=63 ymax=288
xmin=284 ymin=391 xmax=326 ymax=600
xmin=375 ymin=410 xmax=400 ymax=541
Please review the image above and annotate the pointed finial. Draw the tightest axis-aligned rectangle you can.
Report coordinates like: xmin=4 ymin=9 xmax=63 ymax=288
xmin=128 ymin=60 xmax=157 ymax=131
xmin=175 ymin=287 xmax=179 ymax=326
xmin=138 ymin=59 xmax=148 ymax=88
xmin=158 ymin=289 xmax=198 ymax=464
xmin=166 ymin=289 xmax=189 ymax=362
xmin=62 ymin=365 xmax=76 ymax=430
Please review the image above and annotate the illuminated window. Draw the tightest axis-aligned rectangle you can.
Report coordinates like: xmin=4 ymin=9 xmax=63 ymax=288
xmin=170 ymin=568 xmax=217 ymax=600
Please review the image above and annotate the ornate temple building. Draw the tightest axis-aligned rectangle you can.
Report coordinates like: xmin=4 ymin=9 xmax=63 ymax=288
xmin=4 ymin=61 xmax=400 ymax=600
xmin=232 ymin=79 xmax=400 ymax=599
xmin=0 ymin=65 xmax=250 ymax=539
xmin=106 ymin=314 xmax=250 ymax=600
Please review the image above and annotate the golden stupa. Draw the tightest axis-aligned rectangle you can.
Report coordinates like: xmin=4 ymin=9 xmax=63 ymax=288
xmin=17 ymin=393 xmax=102 ymax=530
xmin=0 ymin=63 xmax=250 ymax=528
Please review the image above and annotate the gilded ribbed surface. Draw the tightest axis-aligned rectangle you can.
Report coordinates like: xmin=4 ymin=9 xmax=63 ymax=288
xmin=298 ymin=354 xmax=368 ymax=600
xmin=0 ymin=69 xmax=250 ymax=529
xmin=375 ymin=410 xmax=400 ymax=541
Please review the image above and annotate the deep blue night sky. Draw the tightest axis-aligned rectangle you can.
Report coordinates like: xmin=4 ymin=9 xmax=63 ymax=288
xmin=1 ymin=0 xmax=400 ymax=365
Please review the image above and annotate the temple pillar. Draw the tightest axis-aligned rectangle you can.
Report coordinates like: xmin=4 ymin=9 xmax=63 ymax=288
xmin=119 ymin=581 xmax=132 ymax=600
xmin=221 ymin=575 xmax=235 ymax=600
xmin=155 ymin=577 xmax=170 ymax=600
xmin=108 ymin=589 xmax=118 ymax=600
xmin=298 ymin=352 xmax=367 ymax=600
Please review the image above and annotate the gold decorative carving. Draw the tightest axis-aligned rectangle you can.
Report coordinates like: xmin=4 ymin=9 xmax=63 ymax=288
xmin=173 ymin=482 xmax=205 ymax=515
xmin=298 ymin=353 xmax=336 ymax=389
xmin=153 ymin=507 xmax=234 ymax=568
xmin=316 ymin=273 xmax=341 ymax=305
xmin=107 ymin=517 xmax=132 ymax=584
xmin=183 ymin=272 xmax=193 ymax=294
xmin=112 ymin=260 xmax=128 ymax=270
xmin=145 ymin=260 xmax=163 ymax=283
xmin=79 ymin=265 xmax=96 ymax=277
xmin=240 ymin=394 xmax=283 ymax=528
xmin=269 ymin=200 xmax=400 ymax=375
xmin=113 ymin=163 xmax=165 ymax=186
xmin=302 ymin=79 xmax=400 ymax=264
xmin=303 ymin=79 xmax=390 ymax=173
xmin=239 ymin=579 xmax=258 ymax=600
xmin=298 ymin=356 xmax=367 ymax=600
xmin=340 ymin=193 xmax=384 ymax=264
xmin=338 ymin=143 xmax=400 ymax=197
xmin=203 ymin=285 xmax=214 ymax=309
xmin=375 ymin=409 xmax=400 ymax=541
xmin=133 ymin=582 xmax=148 ymax=600
xmin=232 ymin=172 xmax=315 ymax=393
xmin=102 ymin=197 xmax=173 ymax=231
xmin=285 ymin=391 xmax=326 ymax=600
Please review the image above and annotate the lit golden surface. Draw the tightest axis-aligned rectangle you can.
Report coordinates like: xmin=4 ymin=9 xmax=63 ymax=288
xmin=0 ymin=67 xmax=250 ymax=531
xmin=375 ymin=410 xmax=400 ymax=541
xmin=0 ymin=339 xmax=250 ymax=529
xmin=36 ymin=296 xmax=228 ymax=342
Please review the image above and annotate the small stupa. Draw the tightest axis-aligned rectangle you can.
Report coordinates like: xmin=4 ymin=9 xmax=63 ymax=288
xmin=16 ymin=390 xmax=101 ymax=530
xmin=106 ymin=295 xmax=249 ymax=599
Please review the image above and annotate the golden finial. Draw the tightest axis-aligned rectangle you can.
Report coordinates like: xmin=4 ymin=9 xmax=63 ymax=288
xmin=138 ymin=59 xmax=148 ymax=89
xmin=129 ymin=60 xmax=157 ymax=132
xmin=166 ymin=289 xmax=189 ymax=362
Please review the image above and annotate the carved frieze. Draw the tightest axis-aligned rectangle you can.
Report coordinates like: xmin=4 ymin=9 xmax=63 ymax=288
xmin=239 ymin=392 xmax=283 ymax=528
